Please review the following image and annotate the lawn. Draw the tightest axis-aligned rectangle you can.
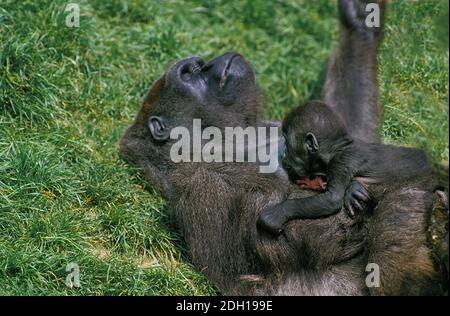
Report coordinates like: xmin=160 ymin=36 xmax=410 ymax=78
xmin=0 ymin=0 xmax=448 ymax=295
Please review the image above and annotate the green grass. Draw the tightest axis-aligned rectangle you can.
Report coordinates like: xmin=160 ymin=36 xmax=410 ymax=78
xmin=0 ymin=0 xmax=448 ymax=295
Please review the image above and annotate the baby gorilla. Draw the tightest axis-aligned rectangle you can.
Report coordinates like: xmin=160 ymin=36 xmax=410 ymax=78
xmin=258 ymin=101 xmax=436 ymax=234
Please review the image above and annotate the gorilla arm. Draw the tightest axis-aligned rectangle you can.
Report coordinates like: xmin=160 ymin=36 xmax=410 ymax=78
xmin=257 ymin=157 xmax=359 ymax=234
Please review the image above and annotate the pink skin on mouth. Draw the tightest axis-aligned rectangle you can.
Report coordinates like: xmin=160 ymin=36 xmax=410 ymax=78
xmin=297 ymin=176 xmax=328 ymax=192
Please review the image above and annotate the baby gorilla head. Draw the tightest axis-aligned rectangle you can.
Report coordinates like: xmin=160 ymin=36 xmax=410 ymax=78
xmin=281 ymin=101 xmax=351 ymax=187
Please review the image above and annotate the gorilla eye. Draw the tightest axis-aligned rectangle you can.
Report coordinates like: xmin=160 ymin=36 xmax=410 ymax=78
xmin=148 ymin=116 xmax=170 ymax=142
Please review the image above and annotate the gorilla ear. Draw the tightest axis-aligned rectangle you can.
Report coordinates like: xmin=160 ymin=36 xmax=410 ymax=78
xmin=148 ymin=116 xmax=170 ymax=142
xmin=305 ymin=132 xmax=319 ymax=153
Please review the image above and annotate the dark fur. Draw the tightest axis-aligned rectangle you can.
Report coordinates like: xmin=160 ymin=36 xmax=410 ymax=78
xmin=119 ymin=0 xmax=444 ymax=295
xmin=323 ymin=0 xmax=385 ymax=143
xmin=258 ymin=101 xmax=439 ymax=231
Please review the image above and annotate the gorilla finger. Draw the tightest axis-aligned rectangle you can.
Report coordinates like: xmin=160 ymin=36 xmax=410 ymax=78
xmin=257 ymin=218 xmax=282 ymax=235
xmin=351 ymin=199 xmax=363 ymax=211
xmin=346 ymin=205 xmax=356 ymax=219
xmin=344 ymin=198 xmax=350 ymax=209
xmin=354 ymin=190 xmax=369 ymax=202
xmin=266 ymin=225 xmax=283 ymax=236
xmin=359 ymin=187 xmax=370 ymax=200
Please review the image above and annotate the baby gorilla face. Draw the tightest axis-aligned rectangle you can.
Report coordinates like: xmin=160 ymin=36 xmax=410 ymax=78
xmin=281 ymin=101 xmax=347 ymax=191
xmin=281 ymin=139 xmax=328 ymax=192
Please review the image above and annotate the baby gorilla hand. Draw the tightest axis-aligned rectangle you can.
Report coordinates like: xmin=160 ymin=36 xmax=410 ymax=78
xmin=257 ymin=203 xmax=289 ymax=235
xmin=344 ymin=180 xmax=370 ymax=218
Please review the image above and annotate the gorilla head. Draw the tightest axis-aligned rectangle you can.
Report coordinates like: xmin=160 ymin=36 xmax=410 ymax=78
xmin=120 ymin=52 xmax=263 ymax=173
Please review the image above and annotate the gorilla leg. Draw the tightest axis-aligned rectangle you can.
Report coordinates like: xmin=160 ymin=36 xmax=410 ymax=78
xmin=365 ymin=181 xmax=442 ymax=295
xmin=323 ymin=0 xmax=386 ymax=143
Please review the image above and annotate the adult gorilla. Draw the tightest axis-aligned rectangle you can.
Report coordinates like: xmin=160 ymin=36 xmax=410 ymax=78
xmin=119 ymin=0 xmax=445 ymax=295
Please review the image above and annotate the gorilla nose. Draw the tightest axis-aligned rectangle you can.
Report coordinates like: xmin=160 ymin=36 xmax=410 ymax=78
xmin=169 ymin=52 xmax=253 ymax=89
xmin=205 ymin=52 xmax=242 ymax=70
xmin=204 ymin=52 xmax=247 ymax=88
xmin=217 ymin=51 xmax=242 ymax=61
xmin=174 ymin=56 xmax=205 ymax=81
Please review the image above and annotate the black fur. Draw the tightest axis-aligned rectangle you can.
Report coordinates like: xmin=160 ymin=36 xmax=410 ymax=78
xmin=119 ymin=0 xmax=445 ymax=295
xmin=258 ymin=101 xmax=439 ymax=233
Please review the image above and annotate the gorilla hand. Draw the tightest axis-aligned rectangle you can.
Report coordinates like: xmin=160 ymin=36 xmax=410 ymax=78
xmin=257 ymin=203 xmax=289 ymax=235
xmin=344 ymin=180 xmax=370 ymax=219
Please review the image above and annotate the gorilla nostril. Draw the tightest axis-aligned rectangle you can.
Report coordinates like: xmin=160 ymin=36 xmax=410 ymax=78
xmin=179 ymin=58 xmax=205 ymax=81
xmin=193 ymin=59 xmax=205 ymax=71
xmin=191 ymin=64 xmax=201 ymax=74
xmin=180 ymin=64 xmax=194 ymax=81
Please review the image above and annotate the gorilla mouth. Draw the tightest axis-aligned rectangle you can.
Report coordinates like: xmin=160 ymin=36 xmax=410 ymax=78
xmin=296 ymin=174 xmax=328 ymax=192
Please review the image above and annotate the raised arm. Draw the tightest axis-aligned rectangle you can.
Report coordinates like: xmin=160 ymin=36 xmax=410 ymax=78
xmin=323 ymin=0 xmax=386 ymax=143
